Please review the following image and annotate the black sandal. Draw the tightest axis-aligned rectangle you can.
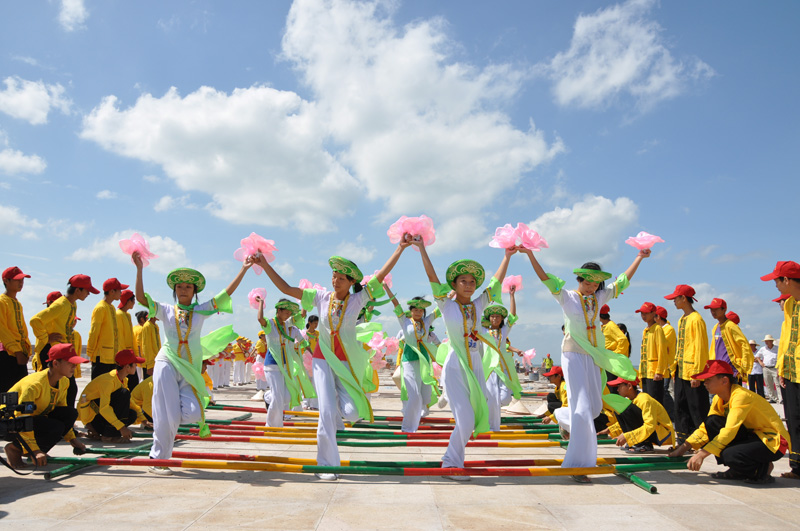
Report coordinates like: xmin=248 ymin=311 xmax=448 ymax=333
xmin=711 ymin=469 xmax=745 ymax=480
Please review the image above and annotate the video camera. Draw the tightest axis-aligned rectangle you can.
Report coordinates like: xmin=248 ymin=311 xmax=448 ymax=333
xmin=0 ymin=392 xmax=35 ymax=437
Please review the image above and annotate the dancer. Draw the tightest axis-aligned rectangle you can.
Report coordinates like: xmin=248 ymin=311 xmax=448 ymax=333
xmin=384 ymin=285 xmax=440 ymax=433
xmin=522 ymin=246 xmax=649 ymax=481
xmin=132 ymin=250 xmax=253 ymax=475
xmin=253 ymin=238 xmax=411 ymax=479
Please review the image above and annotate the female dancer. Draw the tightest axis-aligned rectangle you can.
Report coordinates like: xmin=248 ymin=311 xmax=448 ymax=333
xmin=521 ymin=247 xmax=650 ymax=481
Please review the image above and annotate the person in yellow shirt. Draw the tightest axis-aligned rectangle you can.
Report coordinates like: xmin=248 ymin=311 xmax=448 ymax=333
xmin=250 ymin=330 xmax=269 ymax=401
xmin=130 ymin=375 xmax=154 ymax=429
xmin=669 ymin=360 xmax=789 ymax=484
xmin=88 ymin=278 xmax=129 ymax=380
xmin=636 ymin=302 xmax=668 ymax=406
xmin=761 ymin=260 xmax=800 ymax=480
xmin=232 ymin=336 xmax=248 ymax=385
xmin=133 ymin=311 xmax=148 ymax=383
xmin=600 ymin=376 xmax=674 ymax=453
xmin=3 ymin=343 xmax=88 ymax=468
xmin=655 ymin=306 xmax=676 ymax=419
xmin=705 ymin=298 xmax=753 ymax=381
xmin=78 ymin=349 xmax=144 ymax=443
xmin=30 ymin=291 xmax=63 ymax=373
xmin=539 ymin=366 xmax=567 ymax=424
xmin=141 ymin=314 xmax=161 ymax=377
xmin=116 ymin=289 xmax=137 ymax=390
xmin=0 ymin=266 xmax=32 ymax=393
xmin=599 ymin=304 xmax=630 ymax=358
xmin=665 ymin=284 xmax=709 ymax=445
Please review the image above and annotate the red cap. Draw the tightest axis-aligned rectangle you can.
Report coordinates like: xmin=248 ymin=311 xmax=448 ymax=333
xmin=102 ymin=278 xmax=129 ymax=291
xmin=600 ymin=304 xmax=610 ymax=314
xmin=2 ymin=266 xmax=31 ymax=281
xmin=726 ymin=311 xmax=740 ymax=325
xmin=542 ymin=366 xmax=563 ymax=377
xmin=760 ymin=261 xmax=800 ymax=281
xmin=635 ymin=302 xmax=657 ymax=314
xmin=664 ymin=284 xmax=697 ymax=302
xmin=45 ymin=291 xmax=63 ymax=306
xmin=115 ymin=349 xmax=145 ymax=366
xmin=118 ymin=289 xmax=135 ymax=308
xmin=655 ymin=306 xmax=668 ymax=319
xmin=69 ymin=274 xmax=100 ymax=294
xmin=703 ymin=298 xmax=727 ymax=310
xmin=773 ymin=293 xmax=790 ymax=303
xmin=691 ymin=359 xmax=734 ymax=380
xmin=607 ymin=376 xmax=638 ymax=387
xmin=46 ymin=343 xmax=89 ymax=364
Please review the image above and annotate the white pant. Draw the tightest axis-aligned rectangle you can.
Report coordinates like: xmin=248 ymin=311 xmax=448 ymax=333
xmin=149 ymin=359 xmax=203 ymax=459
xmin=222 ymin=360 xmax=231 ymax=386
xmin=401 ymin=360 xmax=431 ymax=433
xmin=245 ymin=362 xmax=253 ymax=382
xmin=233 ymin=360 xmax=246 ymax=384
xmin=763 ymin=366 xmax=781 ymax=402
xmin=136 ymin=366 xmax=143 ymax=381
xmin=313 ymin=358 xmax=359 ymax=466
xmin=486 ymin=371 xmax=512 ymax=432
xmin=560 ymin=351 xmax=604 ymax=468
xmin=263 ymin=367 xmax=289 ymax=427
xmin=440 ymin=348 xmax=487 ymax=468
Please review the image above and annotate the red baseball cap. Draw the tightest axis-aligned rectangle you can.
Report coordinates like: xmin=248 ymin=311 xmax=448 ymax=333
xmin=118 ymin=289 xmax=135 ymax=308
xmin=542 ymin=366 xmax=563 ymax=377
xmin=115 ymin=349 xmax=145 ymax=366
xmin=600 ymin=304 xmax=610 ymax=314
xmin=773 ymin=293 xmax=790 ymax=303
xmin=635 ymin=302 xmax=657 ymax=314
xmin=664 ymin=284 xmax=697 ymax=302
xmin=46 ymin=343 xmax=89 ymax=364
xmin=726 ymin=311 xmax=740 ymax=325
xmin=102 ymin=278 xmax=129 ymax=291
xmin=704 ymin=298 xmax=727 ymax=310
xmin=2 ymin=266 xmax=31 ymax=281
xmin=760 ymin=261 xmax=800 ymax=281
xmin=692 ymin=359 xmax=734 ymax=380
xmin=45 ymin=291 xmax=63 ymax=306
xmin=69 ymin=274 xmax=100 ymax=294
xmin=607 ymin=376 xmax=639 ymax=387
xmin=655 ymin=306 xmax=668 ymax=319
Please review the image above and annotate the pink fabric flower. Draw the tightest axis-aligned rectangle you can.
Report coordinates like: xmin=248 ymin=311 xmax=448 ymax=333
xmin=248 ymin=288 xmax=267 ymax=310
xmin=488 ymin=224 xmax=518 ymax=249
xmin=302 ymin=352 xmax=313 ymax=373
xmin=383 ymin=337 xmax=399 ymax=358
xmin=253 ymin=362 xmax=266 ymax=382
xmin=368 ymin=332 xmax=387 ymax=351
xmin=299 ymin=279 xmax=324 ymax=291
xmin=361 ymin=271 xmax=391 ymax=289
xmin=234 ymin=233 xmax=278 ymax=275
xmin=489 ymin=223 xmax=548 ymax=251
xmin=515 ymin=222 xmax=548 ymax=251
xmin=387 ymin=215 xmax=436 ymax=249
xmin=625 ymin=231 xmax=664 ymax=250
xmin=523 ymin=348 xmax=536 ymax=368
xmin=502 ymin=275 xmax=523 ymax=294
xmin=371 ymin=355 xmax=387 ymax=370
xmin=432 ymin=362 xmax=443 ymax=379
xmin=119 ymin=233 xmax=158 ymax=267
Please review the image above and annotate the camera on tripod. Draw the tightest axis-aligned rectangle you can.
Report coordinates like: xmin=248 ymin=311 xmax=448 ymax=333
xmin=0 ymin=392 xmax=35 ymax=437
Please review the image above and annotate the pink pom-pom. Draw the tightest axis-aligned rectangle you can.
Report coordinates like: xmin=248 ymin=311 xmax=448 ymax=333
xmin=383 ymin=337 xmax=399 ymax=358
xmin=489 ymin=224 xmax=518 ymax=249
xmin=119 ymin=232 xmax=159 ymax=267
xmin=625 ymin=231 xmax=664 ymax=250
xmin=371 ymin=355 xmax=388 ymax=370
xmin=522 ymin=348 xmax=536 ymax=367
xmin=368 ymin=332 xmax=387 ymax=351
xmin=515 ymin=223 xmax=548 ymax=251
xmin=302 ymin=352 xmax=313 ymax=373
xmin=387 ymin=215 xmax=436 ymax=250
xmin=253 ymin=362 xmax=266 ymax=382
xmin=502 ymin=275 xmax=523 ymax=294
xmin=234 ymin=232 xmax=278 ymax=275
xmin=432 ymin=362 xmax=443 ymax=379
xmin=248 ymin=288 xmax=267 ymax=310
xmin=361 ymin=271 xmax=392 ymax=289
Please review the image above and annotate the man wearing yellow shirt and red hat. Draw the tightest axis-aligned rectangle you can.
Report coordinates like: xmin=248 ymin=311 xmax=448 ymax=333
xmin=705 ymin=298 xmax=752 ymax=382
xmin=761 ymin=260 xmax=800 ymax=480
xmin=654 ymin=305 xmax=676 ymax=419
xmin=669 ymin=359 xmax=789 ymax=484
xmin=116 ymin=289 xmax=138 ymax=390
xmin=539 ymin=366 xmax=567 ymax=423
xmin=3 ymin=343 xmax=88 ymax=468
xmin=88 ymin=278 xmax=129 ymax=380
xmin=141 ymin=313 xmax=161 ymax=377
xmin=0 ymin=266 xmax=32 ymax=393
xmin=601 ymin=376 xmax=674 ymax=453
xmin=636 ymin=302 xmax=668 ymax=406
xmin=599 ymin=304 xmax=630 ymax=358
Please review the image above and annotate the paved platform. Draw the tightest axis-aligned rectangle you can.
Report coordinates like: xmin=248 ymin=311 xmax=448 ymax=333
xmin=2 ymin=373 xmax=798 ymax=530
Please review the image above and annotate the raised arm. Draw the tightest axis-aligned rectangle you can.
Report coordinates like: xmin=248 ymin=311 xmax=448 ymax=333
xmin=133 ymin=251 xmax=147 ymax=306
xmin=509 ymin=285 xmax=517 ymax=317
xmin=384 ymin=284 xmax=401 ymax=309
xmin=622 ymin=248 xmax=651 ymax=281
xmin=415 ymin=240 xmax=441 ymax=284
xmin=255 ymin=254 xmax=304 ymax=300
xmin=225 ymin=256 xmax=254 ymax=296
xmin=519 ymin=248 xmax=548 ymax=282
xmin=492 ymin=247 xmax=517 ymax=283
xmin=256 ymin=297 xmax=268 ymax=327
xmin=374 ymin=235 xmax=412 ymax=283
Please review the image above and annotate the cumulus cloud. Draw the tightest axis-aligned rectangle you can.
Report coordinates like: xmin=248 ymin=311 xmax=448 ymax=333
xmin=335 ymin=237 xmax=376 ymax=265
xmin=528 ymin=195 xmax=639 ymax=268
xmin=431 ymin=215 xmax=488 ymax=255
xmin=96 ymin=190 xmax=117 ymax=200
xmin=0 ymin=203 xmax=43 ymax=239
xmin=67 ymin=230 xmax=190 ymax=274
xmin=153 ymin=194 xmax=198 ymax=212
xmin=546 ymin=0 xmax=714 ymax=111
xmin=59 ymin=0 xmax=89 ymax=32
xmin=0 ymin=76 xmax=72 ymax=125
xmin=0 ymin=148 xmax=46 ymax=175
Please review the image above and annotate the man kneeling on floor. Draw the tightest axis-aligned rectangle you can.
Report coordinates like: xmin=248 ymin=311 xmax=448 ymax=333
xmin=78 ymin=349 xmax=144 ymax=443
xmin=668 ymin=360 xmax=789 ymax=484
xmin=3 ymin=343 xmax=88 ymax=468
xmin=599 ymin=376 xmax=675 ymax=453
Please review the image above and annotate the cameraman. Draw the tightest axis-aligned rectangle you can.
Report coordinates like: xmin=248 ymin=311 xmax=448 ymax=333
xmin=3 ymin=343 xmax=88 ymax=468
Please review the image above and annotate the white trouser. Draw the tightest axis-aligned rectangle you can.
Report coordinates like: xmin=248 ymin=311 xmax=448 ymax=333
xmin=136 ymin=366 xmax=143 ymax=381
xmin=233 ymin=360 xmax=245 ymax=384
xmin=149 ymin=359 xmax=203 ymax=459
xmin=313 ymin=358 xmax=359 ymax=466
xmin=255 ymin=356 xmax=268 ymax=391
xmin=222 ymin=361 xmax=231 ymax=386
xmin=440 ymin=348 xmax=487 ymax=468
xmin=486 ymin=371 xmax=512 ymax=432
xmin=245 ymin=362 xmax=253 ymax=382
xmin=560 ymin=351 xmax=604 ymax=468
xmin=763 ymin=367 xmax=781 ymax=402
xmin=401 ymin=359 xmax=431 ymax=433
xmin=263 ymin=367 xmax=289 ymax=427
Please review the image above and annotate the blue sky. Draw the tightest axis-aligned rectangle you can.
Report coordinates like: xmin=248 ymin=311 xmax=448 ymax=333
xmin=1 ymin=0 xmax=797 ymax=366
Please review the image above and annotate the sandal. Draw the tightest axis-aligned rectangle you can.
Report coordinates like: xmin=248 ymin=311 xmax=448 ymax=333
xmin=779 ymin=471 xmax=800 ymax=480
xmin=744 ymin=475 xmax=775 ymax=485
xmin=625 ymin=443 xmax=654 ymax=454
xmin=711 ymin=469 xmax=745 ymax=480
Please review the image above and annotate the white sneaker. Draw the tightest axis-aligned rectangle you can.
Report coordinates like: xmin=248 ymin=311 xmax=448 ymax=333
xmin=148 ymin=466 xmax=173 ymax=476
xmin=443 ymin=474 xmax=470 ymax=482
xmin=438 ymin=396 xmax=448 ymax=408
xmin=314 ymin=473 xmax=339 ymax=481
xmin=249 ymin=390 xmax=265 ymax=401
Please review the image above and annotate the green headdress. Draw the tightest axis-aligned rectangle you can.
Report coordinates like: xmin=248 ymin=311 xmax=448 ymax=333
xmin=275 ymin=299 xmax=300 ymax=313
xmin=483 ymin=304 xmax=508 ymax=319
xmin=167 ymin=268 xmax=206 ymax=292
xmin=328 ymin=256 xmax=363 ymax=283
xmin=407 ymin=298 xmax=432 ymax=310
xmin=446 ymin=259 xmax=485 ymax=290
xmin=573 ymin=268 xmax=612 ymax=283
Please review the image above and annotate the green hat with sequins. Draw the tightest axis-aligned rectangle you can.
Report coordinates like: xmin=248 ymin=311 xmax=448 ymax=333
xmin=483 ymin=303 xmax=508 ymax=319
xmin=572 ymin=268 xmax=612 ymax=283
xmin=167 ymin=268 xmax=206 ymax=292
xmin=275 ymin=299 xmax=300 ymax=313
xmin=446 ymin=259 xmax=485 ymax=290
xmin=328 ymin=256 xmax=363 ymax=283
xmin=407 ymin=298 xmax=432 ymax=310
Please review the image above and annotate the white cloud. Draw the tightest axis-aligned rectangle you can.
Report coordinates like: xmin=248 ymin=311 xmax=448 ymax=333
xmin=0 ymin=203 xmax=43 ymax=239
xmin=96 ymin=190 xmax=117 ymax=200
xmin=273 ymin=261 xmax=296 ymax=277
xmin=546 ymin=0 xmax=714 ymax=111
xmin=48 ymin=219 xmax=90 ymax=239
xmin=143 ymin=174 xmax=160 ymax=183
xmin=0 ymin=148 xmax=47 ymax=175
xmin=0 ymin=76 xmax=72 ymax=125
xmin=430 ymin=215 xmax=488 ymax=255
xmin=335 ymin=237 xmax=376 ymax=266
xmin=154 ymin=194 xmax=197 ymax=212
xmin=67 ymin=230 xmax=190 ymax=274
xmin=528 ymin=195 xmax=639 ymax=268
xmin=59 ymin=0 xmax=89 ymax=32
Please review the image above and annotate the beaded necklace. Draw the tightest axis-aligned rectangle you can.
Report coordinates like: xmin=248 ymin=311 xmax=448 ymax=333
xmin=459 ymin=302 xmax=477 ymax=370
xmin=174 ymin=305 xmax=193 ymax=362
xmin=576 ymin=291 xmax=599 ymax=347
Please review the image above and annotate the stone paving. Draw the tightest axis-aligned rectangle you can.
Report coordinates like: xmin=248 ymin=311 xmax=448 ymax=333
xmin=2 ymin=372 xmax=799 ymax=530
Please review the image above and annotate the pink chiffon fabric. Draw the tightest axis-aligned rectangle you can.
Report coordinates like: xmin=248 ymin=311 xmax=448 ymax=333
xmin=248 ymin=288 xmax=267 ymax=310
xmin=502 ymin=275 xmax=523 ymax=293
xmin=387 ymin=215 xmax=436 ymax=250
xmin=625 ymin=231 xmax=664 ymax=250
xmin=489 ymin=222 xmax=548 ymax=251
xmin=119 ymin=233 xmax=158 ymax=267
xmin=234 ymin=232 xmax=277 ymax=275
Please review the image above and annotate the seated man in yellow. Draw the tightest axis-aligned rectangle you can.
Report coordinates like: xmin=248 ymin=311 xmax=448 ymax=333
xmin=539 ymin=366 xmax=567 ymax=422
xmin=130 ymin=375 xmax=154 ymax=430
xmin=78 ymin=349 xmax=144 ymax=442
xmin=669 ymin=359 xmax=789 ymax=484
xmin=601 ymin=376 xmax=675 ymax=453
